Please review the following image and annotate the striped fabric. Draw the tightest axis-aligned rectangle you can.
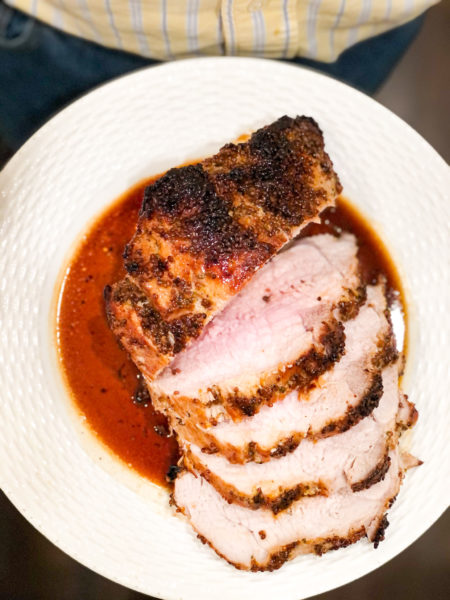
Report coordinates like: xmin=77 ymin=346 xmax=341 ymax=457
xmin=5 ymin=0 xmax=437 ymax=61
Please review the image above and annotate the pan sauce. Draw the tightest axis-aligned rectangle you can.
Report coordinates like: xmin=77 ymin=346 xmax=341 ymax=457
xmin=56 ymin=176 xmax=406 ymax=488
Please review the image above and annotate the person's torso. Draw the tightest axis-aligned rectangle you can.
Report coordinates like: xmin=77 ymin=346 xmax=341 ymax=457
xmin=5 ymin=0 xmax=437 ymax=61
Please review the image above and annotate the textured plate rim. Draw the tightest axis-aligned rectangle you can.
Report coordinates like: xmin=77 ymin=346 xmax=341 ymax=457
xmin=0 ymin=57 xmax=449 ymax=600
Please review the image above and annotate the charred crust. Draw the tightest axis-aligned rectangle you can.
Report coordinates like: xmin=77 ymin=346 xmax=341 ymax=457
xmin=321 ymin=372 xmax=384 ymax=436
xmin=313 ymin=529 xmax=366 ymax=557
xmin=373 ymin=334 xmax=398 ymax=370
xmin=212 ymin=116 xmax=341 ymax=227
xmin=107 ymin=277 xmax=206 ymax=355
xmin=373 ymin=514 xmax=389 ymax=548
xmin=125 ymin=260 xmax=140 ymax=274
xmin=189 ymin=449 xmax=326 ymax=513
xmin=173 ymin=493 xmax=387 ymax=571
xmin=140 ymin=163 xmax=273 ymax=271
xmin=345 ymin=372 xmax=384 ymax=425
xmin=268 ymin=435 xmax=301 ymax=459
xmin=250 ymin=528 xmax=365 ymax=571
xmin=141 ymin=164 xmax=209 ymax=218
xmin=256 ymin=482 xmax=323 ymax=513
xmin=247 ymin=441 xmax=257 ymax=461
xmin=338 ymin=285 xmax=367 ymax=321
xmin=134 ymin=117 xmax=340 ymax=273
xmin=148 ymin=254 xmax=170 ymax=277
xmin=397 ymin=396 xmax=419 ymax=430
xmin=171 ymin=341 xmax=392 ymax=465
xmin=182 ymin=523 xmax=371 ymax=571
xmin=167 ymin=341 xmax=393 ymax=464
xmin=166 ymin=464 xmax=182 ymax=482
xmin=351 ymin=453 xmax=391 ymax=493
xmin=252 ymin=488 xmax=264 ymax=506
xmin=270 ymin=483 xmax=325 ymax=514
xmin=180 ymin=507 xmax=376 ymax=571
xmin=224 ymin=318 xmax=346 ymax=418
xmin=387 ymin=494 xmax=398 ymax=509
xmin=294 ymin=319 xmax=345 ymax=380
xmin=252 ymin=542 xmax=299 ymax=572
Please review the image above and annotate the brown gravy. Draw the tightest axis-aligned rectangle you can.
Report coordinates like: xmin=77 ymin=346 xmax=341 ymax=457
xmin=56 ymin=177 xmax=405 ymax=489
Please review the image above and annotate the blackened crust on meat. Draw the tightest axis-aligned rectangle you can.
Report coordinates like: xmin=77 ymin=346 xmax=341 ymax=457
xmin=222 ymin=318 xmax=346 ymax=418
xmin=106 ymin=116 xmax=341 ymax=380
xmin=237 ymin=481 xmax=326 ymax=515
xmin=249 ymin=529 xmax=366 ymax=571
xmin=373 ymin=327 xmax=399 ymax=370
xmin=321 ymin=372 xmax=384 ymax=436
xmin=312 ymin=529 xmax=367 ymax=557
xmin=173 ymin=491 xmax=398 ymax=571
xmin=150 ymin=311 xmax=349 ymax=428
xmin=216 ymin=116 xmax=341 ymax=225
xmin=150 ymin=284 xmax=365 ymax=426
xmin=166 ymin=464 xmax=182 ymax=482
xmin=351 ymin=453 xmax=391 ymax=493
xmin=373 ymin=514 xmax=390 ymax=548
xmin=252 ymin=542 xmax=300 ymax=572
xmin=208 ymin=370 xmax=384 ymax=463
xmin=170 ymin=363 xmax=390 ymax=465
xmin=184 ymin=534 xmax=300 ymax=572
xmin=187 ymin=533 xmax=300 ymax=573
xmin=129 ymin=115 xmax=340 ymax=290
xmin=152 ymin=317 xmax=347 ymax=429
xmin=262 ymin=435 xmax=303 ymax=460
xmin=140 ymin=164 xmax=274 ymax=270
xmin=105 ymin=277 xmax=206 ymax=355
xmin=337 ymin=285 xmax=367 ymax=321
xmin=167 ymin=323 xmax=398 ymax=463
xmin=185 ymin=447 xmax=327 ymax=513
xmin=250 ymin=525 xmax=375 ymax=571
xmin=397 ymin=396 xmax=419 ymax=431
xmin=187 ymin=442 xmax=393 ymax=514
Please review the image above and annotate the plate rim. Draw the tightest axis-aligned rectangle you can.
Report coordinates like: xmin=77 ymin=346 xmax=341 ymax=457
xmin=1 ymin=56 xmax=449 ymax=600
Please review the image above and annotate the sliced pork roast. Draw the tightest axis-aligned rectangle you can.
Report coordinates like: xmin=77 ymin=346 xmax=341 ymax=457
xmin=150 ymin=233 xmax=362 ymax=425
xmin=174 ymin=283 xmax=396 ymax=462
xmin=104 ymin=116 xmax=419 ymax=572
xmin=184 ymin=363 xmax=403 ymax=513
xmin=174 ymin=449 xmax=404 ymax=571
xmin=105 ymin=116 xmax=341 ymax=380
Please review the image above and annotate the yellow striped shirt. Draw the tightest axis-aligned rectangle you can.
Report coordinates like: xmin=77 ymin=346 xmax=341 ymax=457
xmin=5 ymin=0 xmax=437 ymax=62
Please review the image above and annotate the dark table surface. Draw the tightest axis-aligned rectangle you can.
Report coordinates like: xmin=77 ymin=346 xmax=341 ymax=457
xmin=1 ymin=2 xmax=449 ymax=599
xmin=2 ymin=495 xmax=448 ymax=600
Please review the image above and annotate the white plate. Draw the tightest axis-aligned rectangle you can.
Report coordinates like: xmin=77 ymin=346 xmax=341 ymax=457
xmin=0 ymin=58 xmax=449 ymax=600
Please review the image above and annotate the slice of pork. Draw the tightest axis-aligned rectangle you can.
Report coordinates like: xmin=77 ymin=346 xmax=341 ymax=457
xmin=173 ymin=450 xmax=402 ymax=571
xmin=185 ymin=363 xmax=400 ymax=513
xmin=175 ymin=283 xmax=396 ymax=462
xmin=151 ymin=233 xmax=362 ymax=423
